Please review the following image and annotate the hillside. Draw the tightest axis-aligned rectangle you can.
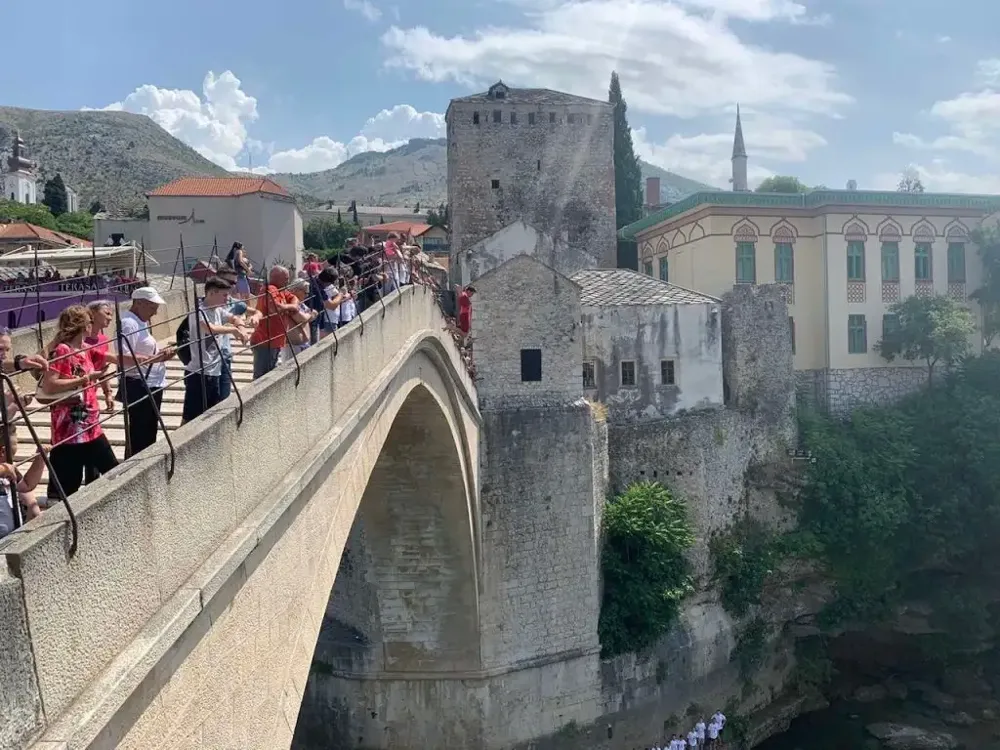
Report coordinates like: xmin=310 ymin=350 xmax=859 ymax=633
xmin=272 ymin=138 xmax=717 ymax=208
xmin=0 ymin=106 xmax=228 ymax=211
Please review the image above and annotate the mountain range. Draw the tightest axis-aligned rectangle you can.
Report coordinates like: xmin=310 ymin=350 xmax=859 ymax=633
xmin=0 ymin=107 xmax=717 ymax=212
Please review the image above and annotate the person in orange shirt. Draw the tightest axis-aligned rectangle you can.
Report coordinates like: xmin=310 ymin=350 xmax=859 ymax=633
xmin=250 ymin=265 xmax=301 ymax=379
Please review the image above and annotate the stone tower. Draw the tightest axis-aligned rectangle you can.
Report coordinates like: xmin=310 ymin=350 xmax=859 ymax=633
xmin=3 ymin=130 xmax=38 ymax=204
xmin=446 ymin=81 xmax=617 ymax=281
xmin=731 ymin=105 xmax=748 ymax=193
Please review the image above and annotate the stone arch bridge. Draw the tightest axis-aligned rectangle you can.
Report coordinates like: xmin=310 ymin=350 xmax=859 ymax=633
xmin=1 ymin=285 xmax=502 ymax=750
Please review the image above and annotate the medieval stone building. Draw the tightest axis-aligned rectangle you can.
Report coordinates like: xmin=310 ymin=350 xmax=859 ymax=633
xmin=446 ymin=81 xmax=616 ymax=280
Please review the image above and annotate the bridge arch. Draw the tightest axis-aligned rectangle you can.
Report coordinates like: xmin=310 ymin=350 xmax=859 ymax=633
xmin=16 ymin=289 xmax=482 ymax=750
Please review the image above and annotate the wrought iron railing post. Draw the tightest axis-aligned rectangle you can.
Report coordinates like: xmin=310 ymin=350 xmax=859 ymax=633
xmin=198 ymin=306 xmax=244 ymax=426
xmin=114 ymin=311 xmax=176 ymax=477
xmin=32 ymin=246 xmax=43 ymax=350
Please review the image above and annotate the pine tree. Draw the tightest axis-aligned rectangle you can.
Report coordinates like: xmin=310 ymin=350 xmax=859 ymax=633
xmin=351 ymin=201 xmax=359 ymax=225
xmin=336 ymin=209 xmax=343 ymax=223
xmin=609 ymin=72 xmax=643 ymax=270
xmin=88 ymin=200 xmax=105 ymax=215
xmin=42 ymin=173 xmax=69 ymax=216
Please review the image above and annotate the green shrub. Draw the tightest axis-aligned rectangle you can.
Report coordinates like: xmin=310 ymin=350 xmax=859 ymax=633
xmin=798 ymin=351 xmax=1000 ymax=630
xmin=711 ymin=519 xmax=781 ymax=618
xmin=732 ymin=617 xmax=770 ymax=683
xmin=598 ymin=482 xmax=695 ymax=657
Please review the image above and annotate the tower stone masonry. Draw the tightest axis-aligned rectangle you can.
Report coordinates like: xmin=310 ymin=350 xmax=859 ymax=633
xmin=446 ymin=81 xmax=617 ymax=279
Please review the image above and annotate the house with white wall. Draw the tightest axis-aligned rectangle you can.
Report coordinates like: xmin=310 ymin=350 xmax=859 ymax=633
xmin=146 ymin=177 xmax=303 ymax=271
xmin=573 ymin=268 xmax=724 ymax=423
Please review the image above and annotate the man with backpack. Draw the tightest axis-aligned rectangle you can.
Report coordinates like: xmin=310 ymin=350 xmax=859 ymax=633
xmin=178 ymin=277 xmax=250 ymax=424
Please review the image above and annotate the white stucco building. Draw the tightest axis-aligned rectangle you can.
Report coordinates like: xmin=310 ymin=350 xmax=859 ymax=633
xmin=573 ymin=268 xmax=724 ymax=424
xmin=3 ymin=131 xmax=38 ymax=205
xmin=146 ymin=177 xmax=303 ymax=271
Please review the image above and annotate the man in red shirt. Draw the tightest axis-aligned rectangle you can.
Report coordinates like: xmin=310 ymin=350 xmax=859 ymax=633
xmin=250 ymin=266 xmax=301 ymax=379
xmin=457 ymin=285 xmax=475 ymax=336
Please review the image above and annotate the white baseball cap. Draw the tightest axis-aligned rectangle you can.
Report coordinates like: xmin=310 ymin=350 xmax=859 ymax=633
xmin=131 ymin=286 xmax=166 ymax=305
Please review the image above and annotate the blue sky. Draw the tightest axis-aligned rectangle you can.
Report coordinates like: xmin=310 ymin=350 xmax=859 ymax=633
xmin=4 ymin=0 xmax=1000 ymax=192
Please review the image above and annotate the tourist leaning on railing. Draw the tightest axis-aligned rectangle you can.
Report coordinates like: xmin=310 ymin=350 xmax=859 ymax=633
xmin=39 ymin=305 xmax=119 ymax=499
xmin=117 ymin=287 xmax=176 ymax=458
xmin=214 ymin=263 xmax=259 ymax=401
xmin=181 ymin=277 xmax=251 ymax=424
xmin=250 ymin=265 xmax=301 ymax=380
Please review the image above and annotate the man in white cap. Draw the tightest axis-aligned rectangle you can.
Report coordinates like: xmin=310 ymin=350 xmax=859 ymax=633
xmin=116 ymin=287 xmax=175 ymax=457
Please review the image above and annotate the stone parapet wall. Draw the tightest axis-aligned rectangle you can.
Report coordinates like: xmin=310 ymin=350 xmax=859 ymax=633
xmin=797 ymin=366 xmax=930 ymax=416
xmin=0 ymin=284 xmax=480 ymax=750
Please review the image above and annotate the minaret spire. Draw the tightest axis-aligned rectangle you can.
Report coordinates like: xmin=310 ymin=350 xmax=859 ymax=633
xmin=731 ymin=104 xmax=748 ymax=192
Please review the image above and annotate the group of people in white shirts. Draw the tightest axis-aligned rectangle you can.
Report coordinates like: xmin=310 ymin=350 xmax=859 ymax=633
xmin=657 ymin=711 xmax=726 ymax=750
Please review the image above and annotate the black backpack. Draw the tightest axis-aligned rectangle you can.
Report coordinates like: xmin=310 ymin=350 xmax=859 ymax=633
xmin=175 ymin=316 xmax=192 ymax=365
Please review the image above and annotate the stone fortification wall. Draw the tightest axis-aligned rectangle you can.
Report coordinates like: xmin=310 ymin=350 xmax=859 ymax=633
xmin=796 ymin=366 xmax=929 ymax=416
xmin=447 ymin=92 xmax=616 ymax=272
xmin=508 ymin=282 xmax=801 ymax=749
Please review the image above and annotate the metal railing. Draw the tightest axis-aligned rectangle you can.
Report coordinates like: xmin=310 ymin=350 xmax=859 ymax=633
xmin=0 ymin=236 xmax=434 ymax=557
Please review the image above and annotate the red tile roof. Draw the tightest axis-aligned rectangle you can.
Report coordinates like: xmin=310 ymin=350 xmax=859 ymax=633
xmin=147 ymin=177 xmax=290 ymax=198
xmin=0 ymin=222 xmax=92 ymax=247
xmin=363 ymin=221 xmax=434 ymax=237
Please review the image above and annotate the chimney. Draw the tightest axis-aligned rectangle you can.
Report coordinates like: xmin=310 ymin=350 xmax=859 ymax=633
xmin=645 ymin=177 xmax=660 ymax=207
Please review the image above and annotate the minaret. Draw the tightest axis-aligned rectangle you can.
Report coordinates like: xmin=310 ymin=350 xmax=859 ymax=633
xmin=731 ymin=105 xmax=748 ymax=192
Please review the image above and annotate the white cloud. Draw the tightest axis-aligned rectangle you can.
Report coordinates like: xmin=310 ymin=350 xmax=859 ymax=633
xmin=90 ymin=71 xmax=259 ymax=171
xmin=343 ymin=0 xmax=381 ymax=21
xmin=937 ymin=35 xmax=952 ymax=44
xmin=633 ymin=115 xmax=827 ymax=188
xmin=872 ymin=161 xmax=1000 ymax=195
xmin=85 ymin=72 xmax=445 ymax=174
xmin=361 ymin=104 xmax=445 ymax=141
xmin=268 ymin=135 xmax=403 ymax=173
xmin=380 ymin=0 xmax=850 ymax=120
xmin=894 ymin=59 xmax=1000 ymax=166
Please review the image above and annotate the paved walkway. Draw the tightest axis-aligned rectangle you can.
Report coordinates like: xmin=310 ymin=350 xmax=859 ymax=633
xmin=13 ymin=343 xmax=256 ymax=500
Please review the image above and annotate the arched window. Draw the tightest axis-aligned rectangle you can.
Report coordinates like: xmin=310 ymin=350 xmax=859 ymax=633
xmin=914 ymin=243 xmax=932 ymax=281
xmin=774 ymin=242 xmax=794 ymax=283
xmin=847 ymin=241 xmax=865 ymax=281
xmin=734 ymin=224 xmax=757 ymax=283
xmin=881 ymin=241 xmax=899 ymax=282
xmin=947 ymin=242 xmax=966 ymax=283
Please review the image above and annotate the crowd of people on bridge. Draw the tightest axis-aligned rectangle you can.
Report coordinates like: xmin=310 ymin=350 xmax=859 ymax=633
xmin=0 ymin=233 xmax=474 ymax=540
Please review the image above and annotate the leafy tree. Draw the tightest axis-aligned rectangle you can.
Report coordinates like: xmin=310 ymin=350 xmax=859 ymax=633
xmin=876 ymin=294 xmax=974 ymax=384
xmin=88 ymin=200 xmax=105 ymax=215
xmin=897 ymin=166 xmax=925 ymax=194
xmin=55 ymin=212 xmax=95 ymax=241
xmin=303 ymin=218 xmax=361 ymax=251
xmin=797 ymin=352 xmax=1000 ymax=636
xmin=755 ymin=175 xmax=810 ymax=194
xmin=41 ymin=173 xmax=69 ymax=216
xmin=0 ymin=199 xmax=57 ymax=229
xmin=598 ymin=482 xmax=695 ymax=657
xmin=971 ymin=223 xmax=1000 ymax=346
xmin=609 ymin=71 xmax=643 ymax=270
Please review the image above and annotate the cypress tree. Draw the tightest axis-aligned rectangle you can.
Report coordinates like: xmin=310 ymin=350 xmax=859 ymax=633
xmin=42 ymin=173 xmax=69 ymax=216
xmin=609 ymin=72 xmax=643 ymax=270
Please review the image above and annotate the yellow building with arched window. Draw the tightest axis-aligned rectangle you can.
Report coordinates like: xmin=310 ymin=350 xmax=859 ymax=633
xmin=619 ymin=189 xmax=1000 ymax=414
